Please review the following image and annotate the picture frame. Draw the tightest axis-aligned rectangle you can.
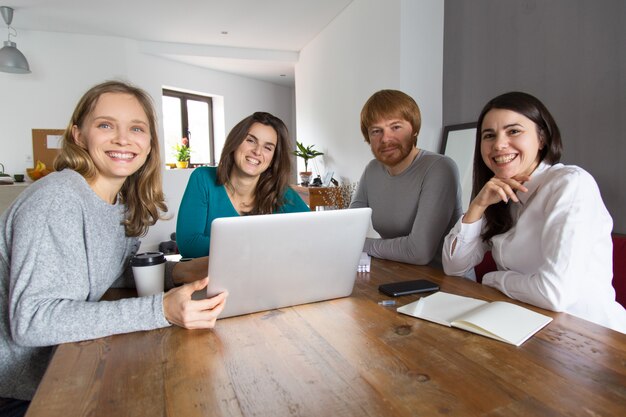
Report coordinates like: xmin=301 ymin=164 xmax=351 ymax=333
xmin=441 ymin=122 xmax=477 ymax=211
xmin=322 ymin=171 xmax=334 ymax=187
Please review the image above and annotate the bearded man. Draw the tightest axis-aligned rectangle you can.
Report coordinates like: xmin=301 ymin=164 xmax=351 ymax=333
xmin=350 ymin=90 xmax=462 ymax=266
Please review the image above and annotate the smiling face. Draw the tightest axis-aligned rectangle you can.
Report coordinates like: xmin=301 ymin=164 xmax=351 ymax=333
xmin=232 ymin=122 xmax=277 ymax=179
xmin=480 ymin=108 xmax=544 ymax=179
xmin=367 ymin=117 xmax=417 ymax=174
xmin=72 ymin=92 xmax=151 ymax=195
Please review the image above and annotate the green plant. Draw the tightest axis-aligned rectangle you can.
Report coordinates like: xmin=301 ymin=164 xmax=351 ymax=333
xmin=293 ymin=141 xmax=324 ymax=172
xmin=174 ymin=137 xmax=191 ymax=162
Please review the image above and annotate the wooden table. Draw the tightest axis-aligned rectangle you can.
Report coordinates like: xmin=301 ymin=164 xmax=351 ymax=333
xmin=291 ymin=185 xmax=344 ymax=211
xmin=27 ymin=259 xmax=626 ymax=417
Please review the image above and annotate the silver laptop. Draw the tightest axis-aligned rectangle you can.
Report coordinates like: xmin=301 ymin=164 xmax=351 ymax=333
xmin=206 ymin=207 xmax=372 ymax=319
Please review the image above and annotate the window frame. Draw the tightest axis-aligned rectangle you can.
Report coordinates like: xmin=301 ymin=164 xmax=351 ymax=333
xmin=162 ymin=88 xmax=215 ymax=166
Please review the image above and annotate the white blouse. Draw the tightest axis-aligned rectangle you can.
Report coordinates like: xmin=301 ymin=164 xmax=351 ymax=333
xmin=443 ymin=162 xmax=626 ymax=333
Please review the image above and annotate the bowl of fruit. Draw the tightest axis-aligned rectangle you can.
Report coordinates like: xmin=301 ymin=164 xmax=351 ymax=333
xmin=26 ymin=161 xmax=52 ymax=181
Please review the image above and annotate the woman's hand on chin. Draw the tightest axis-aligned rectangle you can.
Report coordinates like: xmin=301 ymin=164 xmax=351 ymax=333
xmin=463 ymin=175 xmax=530 ymax=224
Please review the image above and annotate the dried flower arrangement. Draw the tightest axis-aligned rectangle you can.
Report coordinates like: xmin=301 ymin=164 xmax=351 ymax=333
xmin=320 ymin=182 xmax=358 ymax=210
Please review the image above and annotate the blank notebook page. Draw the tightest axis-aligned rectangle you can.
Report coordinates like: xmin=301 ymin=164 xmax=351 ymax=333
xmin=452 ymin=301 xmax=552 ymax=345
xmin=397 ymin=292 xmax=488 ymax=326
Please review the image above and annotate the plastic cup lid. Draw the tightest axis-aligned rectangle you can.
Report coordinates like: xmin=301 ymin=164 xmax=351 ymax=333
xmin=131 ymin=251 xmax=166 ymax=267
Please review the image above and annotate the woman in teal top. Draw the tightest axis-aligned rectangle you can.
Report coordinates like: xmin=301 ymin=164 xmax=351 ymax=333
xmin=177 ymin=112 xmax=310 ymax=257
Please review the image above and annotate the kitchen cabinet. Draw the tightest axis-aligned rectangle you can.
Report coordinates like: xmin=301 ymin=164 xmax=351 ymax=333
xmin=0 ymin=183 xmax=29 ymax=215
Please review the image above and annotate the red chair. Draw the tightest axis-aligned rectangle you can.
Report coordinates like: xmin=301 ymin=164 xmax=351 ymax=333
xmin=474 ymin=251 xmax=496 ymax=284
xmin=474 ymin=236 xmax=626 ymax=308
xmin=612 ymin=234 xmax=626 ymax=308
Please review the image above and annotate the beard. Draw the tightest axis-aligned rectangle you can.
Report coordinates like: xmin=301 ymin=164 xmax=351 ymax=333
xmin=372 ymin=138 xmax=415 ymax=168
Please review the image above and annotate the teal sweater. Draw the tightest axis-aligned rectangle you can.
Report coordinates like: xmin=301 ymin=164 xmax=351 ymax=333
xmin=176 ymin=167 xmax=310 ymax=257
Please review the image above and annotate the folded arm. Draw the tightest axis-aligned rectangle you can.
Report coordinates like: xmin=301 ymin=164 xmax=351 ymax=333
xmin=442 ymin=217 xmax=488 ymax=278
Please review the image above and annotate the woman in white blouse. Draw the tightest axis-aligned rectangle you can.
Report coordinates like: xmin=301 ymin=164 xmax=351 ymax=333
xmin=442 ymin=91 xmax=626 ymax=333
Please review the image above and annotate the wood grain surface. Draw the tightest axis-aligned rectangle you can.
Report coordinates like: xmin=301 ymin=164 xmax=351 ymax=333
xmin=27 ymin=259 xmax=626 ymax=417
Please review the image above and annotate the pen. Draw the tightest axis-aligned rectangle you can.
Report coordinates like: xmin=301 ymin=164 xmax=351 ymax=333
xmin=378 ymin=300 xmax=396 ymax=306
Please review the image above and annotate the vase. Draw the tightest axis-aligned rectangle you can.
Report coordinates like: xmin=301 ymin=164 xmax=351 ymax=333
xmin=176 ymin=161 xmax=189 ymax=169
xmin=299 ymin=172 xmax=313 ymax=186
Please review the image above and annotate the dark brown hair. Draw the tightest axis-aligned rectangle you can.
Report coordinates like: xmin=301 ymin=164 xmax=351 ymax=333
xmin=216 ymin=112 xmax=293 ymax=214
xmin=54 ymin=80 xmax=167 ymax=237
xmin=360 ymin=89 xmax=421 ymax=145
xmin=473 ymin=91 xmax=562 ymax=241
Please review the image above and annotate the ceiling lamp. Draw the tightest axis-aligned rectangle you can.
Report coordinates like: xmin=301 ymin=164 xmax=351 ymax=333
xmin=0 ymin=6 xmax=31 ymax=74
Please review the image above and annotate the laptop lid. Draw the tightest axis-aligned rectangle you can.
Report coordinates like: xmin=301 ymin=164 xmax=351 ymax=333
xmin=207 ymin=207 xmax=372 ymax=319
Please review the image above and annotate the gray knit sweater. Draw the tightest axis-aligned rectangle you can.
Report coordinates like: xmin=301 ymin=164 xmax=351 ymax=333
xmin=0 ymin=170 xmax=172 ymax=400
xmin=350 ymin=150 xmax=462 ymax=266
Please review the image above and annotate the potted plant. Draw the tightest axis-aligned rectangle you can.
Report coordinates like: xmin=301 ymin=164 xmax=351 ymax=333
xmin=174 ymin=137 xmax=191 ymax=168
xmin=293 ymin=141 xmax=324 ymax=186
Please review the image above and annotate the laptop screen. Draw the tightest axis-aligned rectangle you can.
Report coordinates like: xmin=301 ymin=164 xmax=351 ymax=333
xmin=206 ymin=207 xmax=372 ymax=318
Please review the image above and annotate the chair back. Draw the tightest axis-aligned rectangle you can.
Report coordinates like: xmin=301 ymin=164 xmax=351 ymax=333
xmin=474 ymin=251 xmax=496 ymax=284
xmin=612 ymin=234 xmax=626 ymax=308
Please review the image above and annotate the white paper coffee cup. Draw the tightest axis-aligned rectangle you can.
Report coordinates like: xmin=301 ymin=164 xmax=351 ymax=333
xmin=131 ymin=252 xmax=166 ymax=297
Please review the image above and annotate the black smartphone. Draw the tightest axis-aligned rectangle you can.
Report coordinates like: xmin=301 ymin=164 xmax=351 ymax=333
xmin=378 ymin=279 xmax=440 ymax=297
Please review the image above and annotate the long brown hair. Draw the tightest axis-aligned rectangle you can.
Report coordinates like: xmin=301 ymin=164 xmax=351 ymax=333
xmin=216 ymin=112 xmax=293 ymax=214
xmin=54 ymin=80 xmax=167 ymax=237
xmin=473 ymin=91 xmax=562 ymax=241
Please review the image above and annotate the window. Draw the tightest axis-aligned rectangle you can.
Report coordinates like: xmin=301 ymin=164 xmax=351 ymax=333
xmin=162 ymin=89 xmax=215 ymax=166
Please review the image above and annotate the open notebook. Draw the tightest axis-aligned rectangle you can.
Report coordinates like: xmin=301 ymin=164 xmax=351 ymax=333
xmin=397 ymin=292 xmax=552 ymax=346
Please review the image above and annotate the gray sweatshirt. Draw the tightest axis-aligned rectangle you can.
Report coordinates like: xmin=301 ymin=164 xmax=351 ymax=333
xmin=0 ymin=170 xmax=173 ymax=400
xmin=350 ymin=150 xmax=462 ymax=266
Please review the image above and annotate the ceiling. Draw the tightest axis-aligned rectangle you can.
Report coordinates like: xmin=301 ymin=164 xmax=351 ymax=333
xmin=4 ymin=0 xmax=354 ymax=86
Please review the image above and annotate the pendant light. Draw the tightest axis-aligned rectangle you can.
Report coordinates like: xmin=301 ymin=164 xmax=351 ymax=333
xmin=0 ymin=6 xmax=31 ymax=74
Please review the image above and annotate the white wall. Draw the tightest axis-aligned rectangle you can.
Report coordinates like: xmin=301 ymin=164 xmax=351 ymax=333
xmin=295 ymin=0 xmax=444 ymax=183
xmin=0 ymin=29 xmax=295 ymax=250
xmin=0 ymin=31 xmax=127 ymax=176
xmin=400 ymin=0 xmax=444 ymax=154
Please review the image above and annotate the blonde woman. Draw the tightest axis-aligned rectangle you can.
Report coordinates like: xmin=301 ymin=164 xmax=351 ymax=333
xmin=0 ymin=81 xmax=227 ymax=415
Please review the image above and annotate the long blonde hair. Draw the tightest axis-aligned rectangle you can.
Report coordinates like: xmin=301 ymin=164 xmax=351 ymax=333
xmin=54 ymin=80 xmax=167 ymax=236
